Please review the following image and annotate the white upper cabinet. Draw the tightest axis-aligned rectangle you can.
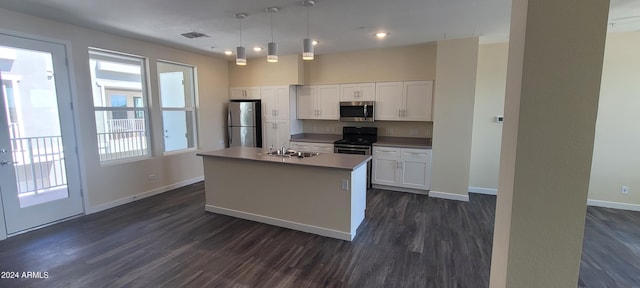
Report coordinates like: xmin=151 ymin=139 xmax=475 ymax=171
xmin=261 ymin=86 xmax=290 ymax=121
xmin=296 ymin=85 xmax=340 ymax=120
xmin=340 ymin=83 xmax=375 ymax=101
xmin=375 ymin=82 xmax=404 ymax=120
xmin=375 ymin=80 xmax=433 ymax=121
xmin=296 ymin=85 xmax=316 ymax=119
xmin=316 ymin=85 xmax=340 ymax=120
xmin=230 ymin=86 xmax=261 ymax=100
xmin=403 ymin=81 xmax=433 ymax=121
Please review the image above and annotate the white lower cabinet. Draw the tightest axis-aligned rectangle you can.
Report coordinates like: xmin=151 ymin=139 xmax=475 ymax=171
xmin=289 ymin=141 xmax=334 ymax=154
xmin=372 ymin=146 xmax=431 ymax=191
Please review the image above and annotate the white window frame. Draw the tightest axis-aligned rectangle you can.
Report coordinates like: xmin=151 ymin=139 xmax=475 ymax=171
xmin=89 ymin=48 xmax=152 ymax=164
xmin=157 ymin=60 xmax=198 ymax=155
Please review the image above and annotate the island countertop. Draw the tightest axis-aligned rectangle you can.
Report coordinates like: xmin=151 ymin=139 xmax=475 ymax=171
xmin=197 ymin=147 xmax=371 ymax=171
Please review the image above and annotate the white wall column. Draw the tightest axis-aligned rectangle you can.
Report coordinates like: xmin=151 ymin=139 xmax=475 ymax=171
xmin=490 ymin=0 xmax=609 ymax=287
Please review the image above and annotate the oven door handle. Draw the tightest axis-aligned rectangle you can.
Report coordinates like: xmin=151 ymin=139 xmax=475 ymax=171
xmin=334 ymin=147 xmax=371 ymax=154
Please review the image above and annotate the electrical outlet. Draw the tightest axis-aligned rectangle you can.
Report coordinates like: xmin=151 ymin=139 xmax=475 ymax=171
xmin=621 ymin=185 xmax=629 ymax=195
xmin=341 ymin=179 xmax=349 ymax=191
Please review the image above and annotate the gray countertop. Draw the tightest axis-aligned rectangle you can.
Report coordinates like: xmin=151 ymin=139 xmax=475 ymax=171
xmin=290 ymin=133 xmax=342 ymax=143
xmin=198 ymin=147 xmax=371 ymax=170
xmin=373 ymin=137 xmax=432 ymax=149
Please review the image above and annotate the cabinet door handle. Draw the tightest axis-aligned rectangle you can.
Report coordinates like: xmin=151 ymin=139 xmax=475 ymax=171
xmin=397 ymin=162 xmax=403 ymax=169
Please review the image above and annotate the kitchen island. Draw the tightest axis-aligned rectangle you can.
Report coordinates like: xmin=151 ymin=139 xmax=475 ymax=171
xmin=198 ymin=147 xmax=371 ymax=241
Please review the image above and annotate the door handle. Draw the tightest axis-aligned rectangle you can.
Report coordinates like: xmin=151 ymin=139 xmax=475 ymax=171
xmin=1 ymin=160 xmax=18 ymax=166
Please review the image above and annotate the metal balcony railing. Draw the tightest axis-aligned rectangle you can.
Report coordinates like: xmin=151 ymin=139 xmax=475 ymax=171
xmin=105 ymin=118 xmax=145 ymax=133
xmin=97 ymin=131 xmax=148 ymax=161
xmin=10 ymin=136 xmax=67 ymax=196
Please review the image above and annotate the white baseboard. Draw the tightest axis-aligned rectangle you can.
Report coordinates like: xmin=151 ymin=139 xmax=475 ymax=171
xmin=587 ymin=199 xmax=640 ymax=212
xmin=428 ymin=190 xmax=470 ymax=202
xmin=205 ymin=205 xmax=353 ymax=241
xmin=469 ymin=186 xmax=498 ymax=195
xmin=372 ymin=184 xmax=429 ymax=195
xmin=86 ymin=176 xmax=204 ymax=214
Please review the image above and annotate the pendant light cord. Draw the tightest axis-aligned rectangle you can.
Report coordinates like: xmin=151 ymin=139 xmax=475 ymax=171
xmin=239 ymin=18 xmax=243 ymax=46
xmin=306 ymin=5 xmax=310 ymax=38
xmin=270 ymin=11 xmax=274 ymax=42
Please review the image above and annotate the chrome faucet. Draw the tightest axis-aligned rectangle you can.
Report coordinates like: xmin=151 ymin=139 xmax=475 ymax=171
xmin=280 ymin=144 xmax=286 ymax=155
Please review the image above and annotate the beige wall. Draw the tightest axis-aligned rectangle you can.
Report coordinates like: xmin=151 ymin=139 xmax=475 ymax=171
xmin=228 ymin=54 xmax=304 ymax=87
xmin=430 ymin=37 xmax=479 ymax=199
xmin=228 ymin=43 xmax=437 ymax=87
xmin=0 ymin=8 xmax=229 ymax=211
xmin=469 ymin=43 xmax=508 ymax=191
xmin=588 ymin=31 xmax=640 ymax=207
xmin=469 ymin=32 xmax=640 ymax=209
xmin=305 ymin=43 xmax=437 ymax=84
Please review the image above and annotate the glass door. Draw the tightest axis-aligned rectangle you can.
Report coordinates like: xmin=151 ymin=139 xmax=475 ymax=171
xmin=0 ymin=33 xmax=83 ymax=235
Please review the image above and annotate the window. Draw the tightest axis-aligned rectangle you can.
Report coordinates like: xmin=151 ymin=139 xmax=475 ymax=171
xmin=89 ymin=49 xmax=150 ymax=163
xmin=157 ymin=61 xmax=197 ymax=152
xmin=133 ymin=97 xmax=144 ymax=118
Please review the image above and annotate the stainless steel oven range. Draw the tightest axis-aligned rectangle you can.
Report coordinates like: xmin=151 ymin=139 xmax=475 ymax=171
xmin=334 ymin=126 xmax=377 ymax=187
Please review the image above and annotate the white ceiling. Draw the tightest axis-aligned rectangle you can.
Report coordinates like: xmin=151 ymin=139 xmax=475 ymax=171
xmin=0 ymin=0 xmax=639 ymax=59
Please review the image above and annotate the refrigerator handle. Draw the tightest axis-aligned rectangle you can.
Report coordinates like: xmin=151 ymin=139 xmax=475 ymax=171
xmin=228 ymin=109 xmax=232 ymax=145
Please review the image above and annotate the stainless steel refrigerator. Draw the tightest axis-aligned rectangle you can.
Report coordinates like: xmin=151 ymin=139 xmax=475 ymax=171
xmin=227 ymin=100 xmax=262 ymax=147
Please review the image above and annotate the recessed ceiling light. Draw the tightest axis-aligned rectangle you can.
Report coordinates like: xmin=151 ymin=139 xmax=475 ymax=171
xmin=312 ymin=40 xmax=319 ymax=46
xmin=375 ymin=32 xmax=388 ymax=39
xmin=253 ymin=46 xmax=263 ymax=52
xmin=224 ymin=50 xmax=233 ymax=55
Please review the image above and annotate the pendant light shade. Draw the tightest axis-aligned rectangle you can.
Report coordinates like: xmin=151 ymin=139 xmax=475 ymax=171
xmin=267 ymin=42 xmax=278 ymax=63
xmin=267 ymin=7 xmax=279 ymax=63
xmin=301 ymin=0 xmax=315 ymax=61
xmin=235 ymin=13 xmax=248 ymax=66
xmin=302 ymin=38 xmax=314 ymax=60
xmin=236 ymin=46 xmax=246 ymax=65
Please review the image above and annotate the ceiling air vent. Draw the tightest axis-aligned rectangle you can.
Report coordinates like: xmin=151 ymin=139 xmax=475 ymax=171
xmin=180 ymin=32 xmax=209 ymax=39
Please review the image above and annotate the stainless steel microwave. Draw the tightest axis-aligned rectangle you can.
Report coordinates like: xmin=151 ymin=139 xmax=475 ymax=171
xmin=339 ymin=101 xmax=375 ymax=122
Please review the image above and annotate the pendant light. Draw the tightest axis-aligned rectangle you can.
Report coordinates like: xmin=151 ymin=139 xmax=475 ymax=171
xmin=235 ymin=13 xmax=248 ymax=66
xmin=301 ymin=0 xmax=315 ymax=60
xmin=266 ymin=7 xmax=279 ymax=63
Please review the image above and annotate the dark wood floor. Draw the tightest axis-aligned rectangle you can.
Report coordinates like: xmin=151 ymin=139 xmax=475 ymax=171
xmin=0 ymin=183 xmax=638 ymax=287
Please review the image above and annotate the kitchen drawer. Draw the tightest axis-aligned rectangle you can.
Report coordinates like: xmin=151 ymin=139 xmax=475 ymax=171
xmin=290 ymin=141 xmax=334 ymax=154
xmin=373 ymin=147 xmax=401 ymax=158
xmin=402 ymin=149 xmax=430 ymax=160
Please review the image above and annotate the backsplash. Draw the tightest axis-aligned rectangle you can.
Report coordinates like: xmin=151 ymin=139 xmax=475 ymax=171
xmin=302 ymin=120 xmax=433 ymax=138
